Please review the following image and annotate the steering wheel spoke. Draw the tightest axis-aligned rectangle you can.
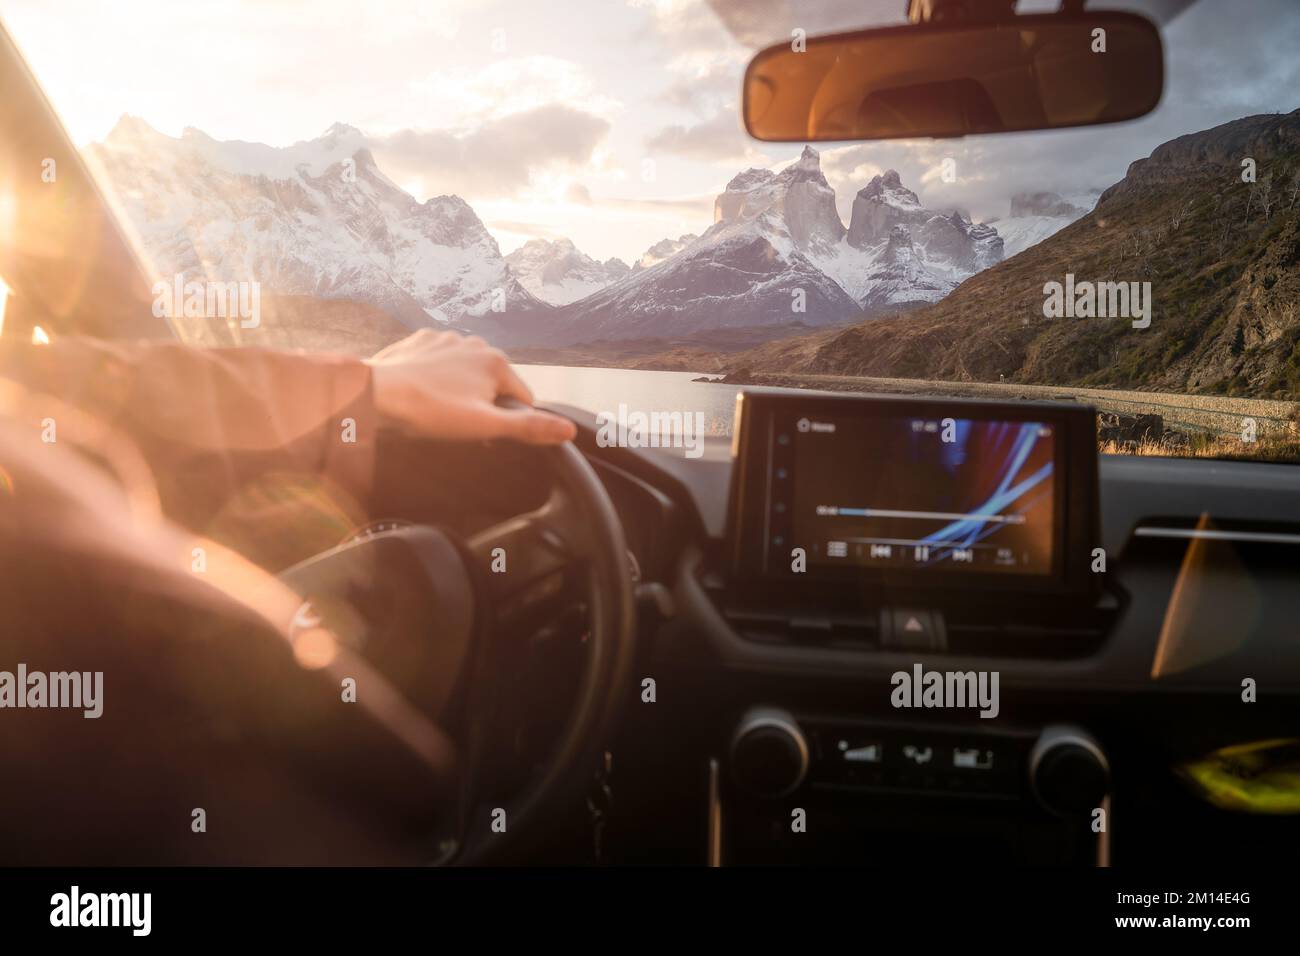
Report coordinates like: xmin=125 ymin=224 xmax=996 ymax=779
xmin=465 ymin=487 xmax=589 ymax=632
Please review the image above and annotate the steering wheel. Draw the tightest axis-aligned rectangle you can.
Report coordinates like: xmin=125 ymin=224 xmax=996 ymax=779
xmin=279 ymin=419 xmax=637 ymax=865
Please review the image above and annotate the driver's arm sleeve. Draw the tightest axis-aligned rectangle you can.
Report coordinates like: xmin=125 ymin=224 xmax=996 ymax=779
xmin=0 ymin=337 xmax=378 ymax=524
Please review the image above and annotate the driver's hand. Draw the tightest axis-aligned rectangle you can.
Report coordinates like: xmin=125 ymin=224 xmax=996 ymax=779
xmin=365 ymin=329 xmax=576 ymax=445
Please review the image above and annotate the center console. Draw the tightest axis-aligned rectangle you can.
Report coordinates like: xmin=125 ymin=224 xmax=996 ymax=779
xmin=720 ymin=389 xmax=1115 ymax=655
xmin=703 ymin=390 xmax=1119 ymax=864
xmin=726 ymin=390 xmax=1101 ymax=604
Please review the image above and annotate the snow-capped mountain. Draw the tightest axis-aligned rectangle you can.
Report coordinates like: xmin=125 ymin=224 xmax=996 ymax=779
xmin=986 ymin=190 xmax=1099 ymax=259
xmin=632 ymin=234 xmax=699 ymax=271
xmin=93 ymin=117 xmax=1076 ymax=348
xmin=543 ymin=147 xmax=1004 ymax=342
xmin=90 ymin=116 xmax=543 ymax=327
xmin=504 ymin=238 xmax=628 ymax=305
xmin=816 ymin=168 xmax=1004 ymax=309
xmin=543 ymin=148 xmax=868 ymax=341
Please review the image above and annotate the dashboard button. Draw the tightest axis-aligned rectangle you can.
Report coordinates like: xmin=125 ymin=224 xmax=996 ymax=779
xmin=884 ymin=607 xmax=947 ymax=650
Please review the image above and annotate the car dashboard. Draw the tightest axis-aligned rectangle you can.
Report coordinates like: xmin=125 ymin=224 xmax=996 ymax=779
xmin=354 ymin=394 xmax=1298 ymax=867
xmin=546 ymin=395 xmax=1300 ymax=867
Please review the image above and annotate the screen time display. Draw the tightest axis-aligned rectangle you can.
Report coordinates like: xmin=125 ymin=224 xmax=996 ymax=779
xmin=769 ymin=412 xmax=1056 ymax=576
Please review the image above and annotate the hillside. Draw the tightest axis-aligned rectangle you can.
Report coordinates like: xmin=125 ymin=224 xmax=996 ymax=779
xmin=722 ymin=110 xmax=1300 ymax=399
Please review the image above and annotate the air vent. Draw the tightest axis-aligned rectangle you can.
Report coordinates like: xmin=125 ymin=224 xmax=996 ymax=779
xmin=724 ymin=609 xmax=881 ymax=649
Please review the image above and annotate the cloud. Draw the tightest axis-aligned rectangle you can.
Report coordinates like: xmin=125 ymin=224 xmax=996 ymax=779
xmin=487 ymin=220 xmax=560 ymax=239
xmin=659 ymin=49 xmax=749 ymax=113
xmin=371 ymin=104 xmax=610 ymax=199
xmin=629 ymin=0 xmax=734 ymax=53
xmin=604 ymin=192 xmax=717 ymax=221
xmin=702 ymin=0 xmax=904 ymax=48
xmin=815 ymin=138 xmax=1112 ymax=224
xmin=565 ymin=182 xmax=594 ymax=205
xmin=408 ymin=55 xmax=622 ymax=126
xmin=646 ymin=109 xmax=765 ymax=165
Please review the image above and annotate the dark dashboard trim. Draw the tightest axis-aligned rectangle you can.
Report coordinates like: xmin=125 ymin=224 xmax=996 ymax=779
xmin=543 ymin=401 xmax=1300 ymax=693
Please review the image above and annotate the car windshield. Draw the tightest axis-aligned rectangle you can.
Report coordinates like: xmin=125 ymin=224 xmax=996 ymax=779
xmin=3 ymin=0 xmax=1298 ymax=461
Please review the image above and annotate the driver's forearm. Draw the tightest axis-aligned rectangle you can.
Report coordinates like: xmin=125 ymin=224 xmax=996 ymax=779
xmin=0 ymin=337 xmax=378 ymax=529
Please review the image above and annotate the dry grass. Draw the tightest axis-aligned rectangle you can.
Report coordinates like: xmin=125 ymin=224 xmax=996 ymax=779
xmin=1101 ymin=430 xmax=1300 ymax=462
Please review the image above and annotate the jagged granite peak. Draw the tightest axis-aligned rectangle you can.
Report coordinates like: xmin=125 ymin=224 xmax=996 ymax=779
xmin=715 ymin=145 xmax=844 ymax=251
xmin=847 ymin=170 xmax=929 ymax=247
xmin=814 ymin=168 xmax=1004 ymax=308
xmin=89 ymin=117 xmax=543 ymax=326
xmin=783 ymin=144 xmax=829 ymax=182
xmin=856 ymin=169 xmax=922 ymax=206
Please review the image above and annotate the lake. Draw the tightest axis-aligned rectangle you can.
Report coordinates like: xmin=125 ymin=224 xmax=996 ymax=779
xmin=516 ymin=364 xmax=760 ymax=437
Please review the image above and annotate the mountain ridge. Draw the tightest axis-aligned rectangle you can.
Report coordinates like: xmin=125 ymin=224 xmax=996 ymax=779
xmin=533 ymin=146 xmax=1015 ymax=344
xmin=92 ymin=116 xmax=1103 ymax=349
xmin=90 ymin=115 xmax=546 ymax=329
xmin=719 ymin=110 xmax=1300 ymax=398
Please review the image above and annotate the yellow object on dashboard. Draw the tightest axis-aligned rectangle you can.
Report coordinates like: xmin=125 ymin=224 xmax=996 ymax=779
xmin=1178 ymin=739 xmax=1300 ymax=814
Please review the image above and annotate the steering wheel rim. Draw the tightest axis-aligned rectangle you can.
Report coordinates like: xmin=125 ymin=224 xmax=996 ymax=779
xmin=451 ymin=432 xmax=637 ymax=864
xmin=276 ymin=422 xmax=636 ymax=865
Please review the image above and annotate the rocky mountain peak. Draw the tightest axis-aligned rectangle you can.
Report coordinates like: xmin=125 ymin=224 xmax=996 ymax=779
xmin=761 ymin=146 xmax=835 ymax=212
xmin=105 ymin=113 xmax=165 ymax=144
xmin=713 ymin=145 xmax=843 ymax=251
xmin=87 ymin=120 xmax=541 ymax=326
xmin=633 ymin=234 xmax=698 ymax=270
xmin=857 ymin=169 xmax=920 ymax=207
xmin=504 ymin=237 xmax=630 ymax=306
xmin=321 ymin=121 xmax=363 ymax=139
xmin=725 ymin=168 xmax=776 ymax=192
xmin=781 ymin=145 xmax=827 ymax=182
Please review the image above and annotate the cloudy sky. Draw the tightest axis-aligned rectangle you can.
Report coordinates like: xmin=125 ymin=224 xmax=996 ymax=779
xmin=3 ymin=0 xmax=1298 ymax=264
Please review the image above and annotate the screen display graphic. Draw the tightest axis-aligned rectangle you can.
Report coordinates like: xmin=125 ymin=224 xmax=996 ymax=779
xmin=773 ymin=413 xmax=1056 ymax=576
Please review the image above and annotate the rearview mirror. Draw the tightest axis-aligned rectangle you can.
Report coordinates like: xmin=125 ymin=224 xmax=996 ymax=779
xmin=743 ymin=12 xmax=1163 ymax=142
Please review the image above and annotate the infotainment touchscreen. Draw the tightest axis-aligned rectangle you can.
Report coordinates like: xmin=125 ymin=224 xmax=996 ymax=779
xmin=784 ymin=413 xmax=1055 ymax=575
xmin=726 ymin=391 xmax=1100 ymax=598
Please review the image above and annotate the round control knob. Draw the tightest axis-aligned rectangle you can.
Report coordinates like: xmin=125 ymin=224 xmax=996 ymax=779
xmin=730 ymin=707 xmax=809 ymax=798
xmin=1029 ymin=725 xmax=1110 ymax=816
